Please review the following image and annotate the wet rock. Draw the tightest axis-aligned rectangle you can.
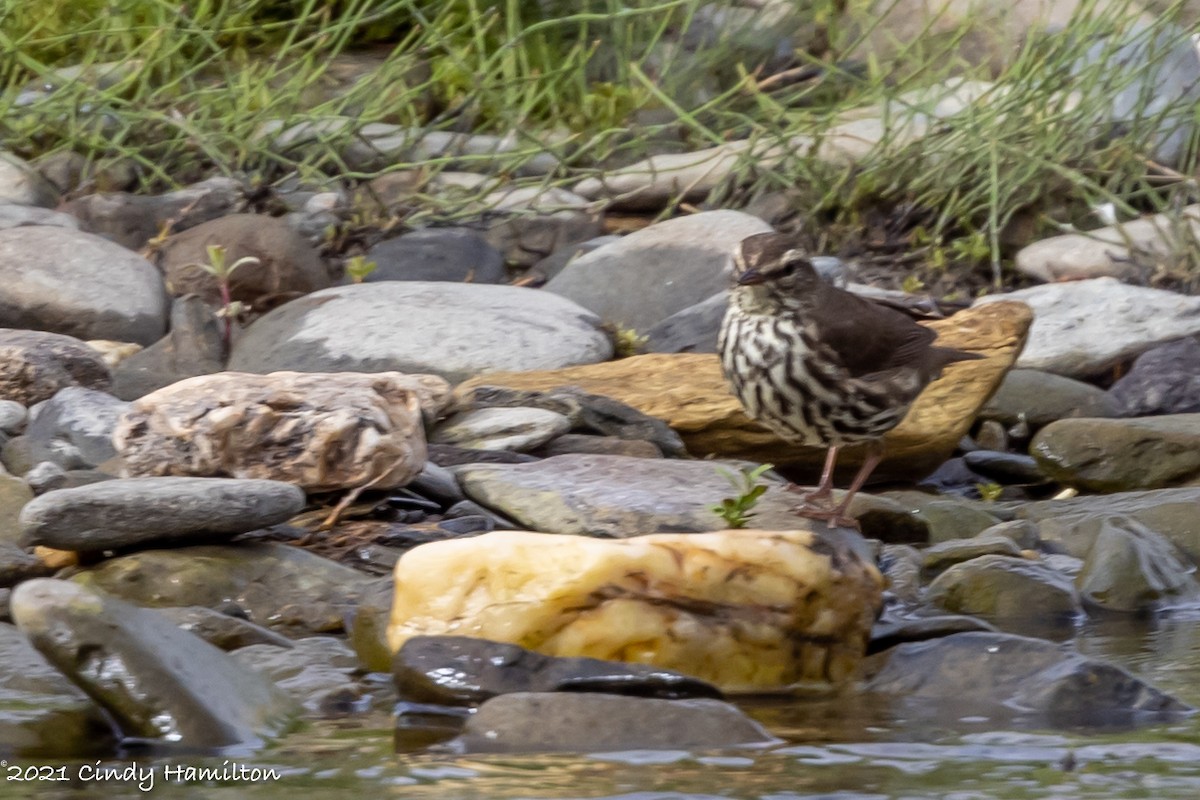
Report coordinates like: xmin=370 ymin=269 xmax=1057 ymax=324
xmin=20 ymin=477 xmax=305 ymax=551
xmin=644 ymin=290 xmax=729 ymax=354
xmin=869 ymin=611 xmax=997 ymax=654
xmin=864 ymin=631 xmax=1190 ymax=727
xmin=229 ymin=282 xmax=612 ymax=383
xmin=1020 ymin=488 xmax=1200 ymax=560
xmin=111 ymin=296 xmax=225 ymax=400
xmin=0 ymin=329 xmax=112 ymax=406
xmin=11 ymin=579 xmax=299 ymax=747
xmin=544 ymin=210 xmax=772 ymax=332
xmin=962 ymin=451 xmax=1048 ymax=485
xmin=879 ymin=544 xmax=922 ymax=604
xmin=347 ymin=577 xmax=394 ymax=673
xmin=363 ymin=227 xmax=506 ymax=284
xmin=981 ymin=369 xmax=1120 ymax=428
xmin=908 ymin=498 xmax=1003 ymax=545
xmin=23 ymin=387 xmax=126 ymax=470
xmin=114 ymin=371 xmax=433 ymax=492
xmin=388 ymin=527 xmax=883 ymax=692
xmin=1109 ymin=335 xmax=1200 ymax=416
xmin=233 ymin=636 xmax=369 ymax=715
xmin=1074 ymin=515 xmax=1200 ymax=612
xmin=394 ymin=635 xmax=722 ymax=705
xmin=64 ymin=176 xmax=244 ymax=251
xmin=432 ymin=407 xmax=571 ymax=452
xmin=0 ymin=622 xmax=115 ymax=757
xmin=455 ymin=302 xmax=1029 ymax=479
xmin=0 ymin=203 xmax=79 ymax=231
xmin=159 ymin=606 xmax=295 ymax=651
xmin=1031 ymin=415 xmax=1200 ymax=492
xmin=480 ymin=186 xmax=603 ymax=267
xmin=976 ymin=519 xmax=1041 ymax=550
xmin=407 ymin=462 xmax=464 ymax=505
xmin=975 ymin=278 xmax=1200 ymax=378
xmin=458 ymin=692 xmax=776 ymax=753
xmin=0 ymin=474 xmax=34 ymax=544
xmin=0 ymin=152 xmax=58 ymax=208
xmin=534 ymin=433 xmax=663 ymax=459
xmin=922 ymin=535 xmax=1025 ymax=577
xmin=73 ymin=543 xmax=371 ymax=635
xmin=0 ymin=226 xmax=168 ymax=345
xmin=925 ymin=555 xmax=1083 ymax=625
xmin=0 ymin=541 xmax=53 ymax=586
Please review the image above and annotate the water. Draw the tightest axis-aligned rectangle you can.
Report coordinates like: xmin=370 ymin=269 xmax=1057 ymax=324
xmin=9 ymin=615 xmax=1200 ymax=799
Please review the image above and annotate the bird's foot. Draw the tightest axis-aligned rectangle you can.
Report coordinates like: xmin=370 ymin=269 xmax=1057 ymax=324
xmin=790 ymin=503 xmax=861 ymax=531
xmin=785 ymin=483 xmax=835 ymax=507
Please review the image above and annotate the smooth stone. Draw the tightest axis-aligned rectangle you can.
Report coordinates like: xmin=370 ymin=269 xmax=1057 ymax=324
xmin=388 ymin=527 xmax=882 ymax=692
xmin=364 ymin=227 xmax=506 ymax=284
xmin=921 ymin=534 xmax=1025 ymax=576
xmin=976 ymin=519 xmax=1041 ymax=550
xmin=0 ymin=400 xmax=26 ymax=433
xmin=643 ymin=290 xmax=729 ymax=354
xmin=864 ymin=631 xmax=1189 ymax=727
xmin=981 ymin=368 xmax=1120 ymax=428
xmin=0 ymin=226 xmax=168 ymax=345
xmin=0 ymin=152 xmax=58 ymax=207
xmin=394 ymin=635 xmax=722 ymax=705
xmin=0 ymin=622 xmax=115 ymax=756
xmin=962 ymin=450 xmax=1048 ymax=485
xmin=0 ymin=329 xmax=112 ymax=406
xmin=23 ymin=386 xmax=127 ymax=470
xmin=407 ymin=462 xmax=465 ymax=505
xmin=11 ymin=579 xmax=299 ymax=747
xmin=534 ymin=433 xmax=663 ymax=459
xmin=24 ymin=464 xmax=111 ymax=495
xmin=159 ymin=606 xmax=295 ymax=651
xmin=544 ymin=210 xmax=772 ymax=332
xmin=1031 ymin=415 xmax=1200 ymax=492
xmin=428 ymin=444 xmax=538 ymax=467
xmin=347 ymin=577 xmax=394 ymax=673
xmin=530 ymin=235 xmax=620 ymax=283
xmin=925 ymin=555 xmax=1083 ymax=626
xmin=458 ymin=692 xmax=776 ymax=753
xmin=0 ymin=203 xmax=79 ymax=231
xmin=910 ymin=499 xmax=1003 ymax=545
xmin=1075 ymin=515 xmax=1200 ymax=613
xmin=0 ymin=541 xmax=52 ymax=587
xmin=432 ymin=407 xmax=571 ymax=452
xmin=229 ymin=282 xmax=612 ymax=383
xmin=0 ymin=473 xmax=34 ymax=544
xmin=233 ymin=636 xmax=370 ymax=715
xmin=0 ymin=436 xmax=35 ymax=477
xmin=111 ymin=295 xmax=225 ymax=400
xmin=869 ymin=611 xmax=997 ymax=654
xmin=975 ymin=278 xmax=1200 ymax=378
xmin=879 ymin=544 xmax=922 ymax=604
xmin=72 ymin=543 xmax=371 ymax=635
xmin=1109 ymin=334 xmax=1200 ymax=416
xmin=479 ymin=186 xmax=603 ymax=267
xmin=20 ymin=477 xmax=306 ymax=551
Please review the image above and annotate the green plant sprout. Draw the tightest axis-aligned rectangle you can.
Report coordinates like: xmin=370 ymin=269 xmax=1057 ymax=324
xmin=710 ymin=463 xmax=775 ymax=529
xmin=195 ymin=244 xmax=259 ymax=349
xmin=345 ymin=255 xmax=378 ymax=283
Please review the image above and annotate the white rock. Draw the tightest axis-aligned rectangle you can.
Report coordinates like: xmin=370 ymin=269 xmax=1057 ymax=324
xmin=432 ymin=407 xmax=572 ymax=451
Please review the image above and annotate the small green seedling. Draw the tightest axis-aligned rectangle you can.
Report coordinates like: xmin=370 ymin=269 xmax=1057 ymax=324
xmin=345 ymin=255 xmax=378 ymax=283
xmin=976 ymin=482 xmax=1004 ymax=502
xmin=710 ymin=463 xmax=775 ymax=529
xmin=194 ymin=244 xmax=259 ymax=348
xmin=611 ymin=324 xmax=648 ymax=358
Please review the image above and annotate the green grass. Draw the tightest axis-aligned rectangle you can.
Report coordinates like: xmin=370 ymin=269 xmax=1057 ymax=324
xmin=2 ymin=0 xmax=1199 ymax=289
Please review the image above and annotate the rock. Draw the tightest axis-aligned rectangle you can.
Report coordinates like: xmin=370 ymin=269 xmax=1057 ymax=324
xmin=0 ymin=329 xmax=112 ymax=405
xmin=457 ymin=302 xmax=1030 ymax=479
xmin=457 ymin=692 xmax=776 ymax=753
xmin=0 ymin=400 xmax=26 ymax=433
xmin=64 ymin=176 xmax=245 ymax=251
xmin=981 ymin=369 xmax=1120 ymax=428
xmin=159 ymin=606 xmax=295 ymax=651
xmin=534 ymin=433 xmax=663 ymax=459
xmin=925 ymin=554 xmax=1083 ymax=625
xmin=110 ymin=296 xmax=225 ymax=400
xmin=11 ymin=579 xmax=298 ymax=747
xmin=1019 ymin=488 xmax=1200 ymax=561
xmin=879 ymin=544 xmax=922 ymax=604
xmin=363 ymin=227 xmax=506 ymax=284
xmin=24 ymin=464 xmax=111 ymax=495
xmin=1031 ymin=415 xmax=1200 ymax=492
xmin=921 ymin=534 xmax=1025 ymax=576
xmin=0 ymin=437 xmax=35 ymax=477
xmin=85 ymin=340 xmax=141 ymax=369
xmin=155 ymin=213 xmax=332 ymax=308
xmin=388 ymin=527 xmax=883 ymax=692
xmin=903 ymin=498 xmax=1003 ymax=545
xmin=962 ymin=451 xmax=1048 ymax=485
xmin=869 ymin=611 xmax=997 ymax=654
xmin=229 ymin=282 xmax=612 ymax=382
xmin=976 ymin=519 xmax=1041 ymax=550
xmin=1075 ymin=515 xmax=1200 ymax=612
xmin=529 ymin=235 xmax=620 ymax=283
xmin=0 ymin=226 xmax=168 ymax=345
xmin=0 ymin=203 xmax=79 ymax=231
xmin=0 ymin=622 xmax=115 ymax=757
xmin=0 ymin=473 xmax=34 ymax=543
xmin=0 ymin=541 xmax=52 ymax=586
xmin=0 ymin=152 xmax=58 ymax=208
xmin=233 ymin=636 xmax=369 ymax=715
xmin=644 ymin=290 xmax=729 ymax=354
xmin=32 ymin=150 xmax=136 ymax=195
xmin=1109 ymin=334 xmax=1200 ymax=416
xmin=863 ymin=631 xmax=1189 ymax=727
xmin=347 ymin=577 xmax=394 ymax=673
xmin=73 ymin=543 xmax=371 ymax=635
xmin=20 ymin=477 xmax=306 ymax=551
xmin=429 ymin=444 xmax=538 ymax=468
xmin=394 ymin=635 xmax=722 ymax=705
xmin=481 ymin=186 xmax=603 ymax=268
xmin=975 ymin=278 xmax=1200 ymax=378
xmin=113 ymin=371 xmax=433 ymax=492
xmin=23 ymin=387 xmax=127 ymax=470
xmin=544 ymin=211 xmax=772 ymax=332
xmin=432 ymin=407 xmax=571 ymax=452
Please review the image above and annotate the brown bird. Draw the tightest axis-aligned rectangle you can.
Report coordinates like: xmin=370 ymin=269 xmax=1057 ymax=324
xmin=718 ymin=232 xmax=981 ymax=529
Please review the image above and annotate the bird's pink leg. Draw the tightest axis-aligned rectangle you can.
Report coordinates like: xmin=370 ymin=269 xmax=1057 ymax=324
xmin=792 ymin=443 xmax=884 ymax=531
xmin=786 ymin=446 xmax=838 ymax=507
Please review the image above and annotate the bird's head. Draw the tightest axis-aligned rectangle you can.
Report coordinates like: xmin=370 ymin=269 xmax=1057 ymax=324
xmin=731 ymin=232 xmax=821 ymax=312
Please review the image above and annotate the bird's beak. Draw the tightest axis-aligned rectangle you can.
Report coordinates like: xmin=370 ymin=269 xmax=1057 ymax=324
xmin=736 ymin=269 xmax=766 ymax=286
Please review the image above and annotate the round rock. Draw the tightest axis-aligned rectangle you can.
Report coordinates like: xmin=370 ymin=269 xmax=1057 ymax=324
xmin=0 ymin=329 xmax=112 ymax=406
xmin=364 ymin=227 xmax=506 ymax=283
xmin=19 ymin=477 xmax=306 ymax=551
xmin=432 ymin=407 xmax=572 ymax=452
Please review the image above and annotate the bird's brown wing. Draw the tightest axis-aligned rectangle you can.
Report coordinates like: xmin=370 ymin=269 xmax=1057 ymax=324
xmin=806 ymin=282 xmax=939 ymax=379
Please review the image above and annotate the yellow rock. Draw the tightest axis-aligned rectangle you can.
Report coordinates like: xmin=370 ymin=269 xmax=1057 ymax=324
xmin=458 ymin=301 xmax=1032 ymax=480
xmin=388 ymin=528 xmax=884 ymax=693
xmin=35 ymin=545 xmax=78 ymax=569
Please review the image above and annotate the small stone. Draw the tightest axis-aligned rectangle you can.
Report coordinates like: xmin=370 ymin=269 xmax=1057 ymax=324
xmin=480 ymin=186 xmax=603 ymax=267
xmin=0 ymin=400 xmax=26 ymax=433
xmin=981 ymin=369 xmax=1120 ymax=428
xmin=973 ymin=419 xmax=1008 ymax=451
xmin=232 ymin=636 xmax=367 ymax=714
xmin=922 ymin=534 xmax=1024 ymax=576
xmin=0 ymin=152 xmax=58 ymax=208
xmin=925 ymin=554 xmax=1083 ymax=624
xmin=364 ymin=227 xmax=506 ymax=284
xmin=529 ymin=235 xmax=620 ymax=283
xmin=963 ymin=451 xmax=1049 ymax=485
xmin=159 ymin=606 xmax=295 ymax=651
xmin=1109 ymin=334 xmax=1200 ymax=416
xmin=0 ymin=329 xmax=112 ymax=406
xmin=1031 ymin=415 xmax=1200 ymax=492
xmin=976 ymin=519 xmax=1041 ymax=550
xmin=432 ymin=407 xmax=571 ymax=452
xmin=111 ymin=295 xmax=225 ymax=401
xmin=23 ymin=386 xmax=127 ymax=470
xmin=534 ymin=433 xmax=663 ymax=459
xmin=1075 ymin=515 xmax=1200 ymax=612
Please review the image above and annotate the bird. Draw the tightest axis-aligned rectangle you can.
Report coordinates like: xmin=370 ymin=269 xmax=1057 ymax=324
xmin=718 ymin=231 xmax=982 ymax=529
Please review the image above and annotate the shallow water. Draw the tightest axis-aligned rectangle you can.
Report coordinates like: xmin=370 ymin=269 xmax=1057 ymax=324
xmin=10 ymin=614 xmax=1200 ymax=799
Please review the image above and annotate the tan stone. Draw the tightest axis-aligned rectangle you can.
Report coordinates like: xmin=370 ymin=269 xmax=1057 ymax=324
xmin=458 ymin=302 xmax=1032 ymax=480
xmin=388 ymin=528 xmax=883 ymax=692
xmin=114 ymin=371 xmax=443 ymax=492
xmin=86 ymin=340 xmax=142 ymax=369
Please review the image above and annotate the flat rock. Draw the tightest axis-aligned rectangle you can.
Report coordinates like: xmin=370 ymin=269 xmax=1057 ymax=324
xmin=975 ymin=278 xmax=1200 ymax=378
xmin=229 ymin=282 xmax=612 ymax=383
xmin=1031 ymin=415 xmax=1200 ymax=492
xmin=921 ymin=534 xmax=1024 ymax=576
xmin=388 ymin=527 xmax=883 ymax=692
xmin=114 ymin=371 xmax=435 ymax=492
xmin=981 ymin=368 xmax=1120 ymax=428
xmin=0 ymin=329 xmax=112 ymax=406
xmin=24 ymin=386 xmax=127 ymax=470
xmin=20 ymin=477 xmax=306 ymax=551
xmin=458 ymin=302 xmax=1031 ymax=479
xmin=544 ymin=210 xmax=772 ymax=332
xmin=365 ymin=227 xmax=506 ymax=284
xmin=457 ymin=692 xmax=776 ymax=753
xmin=432 ymin=407 xmax=571 ymax=452
xmin=0 ymin=226 xmax=168 ymax=345
xmin=535 ymin=433 xmax=663 ymax=459
xmin=111 ymin=295 xmax=225 ymax=400
xmin=159 ymin=606 xmax=295 ymax=651
xmin=925 ymin=555 xmax=1083 ymax=625
xmin=1109 ymin=334 xmax=1200 ymax=416
xmin=11 ymin=579 xmax=298 ymax=747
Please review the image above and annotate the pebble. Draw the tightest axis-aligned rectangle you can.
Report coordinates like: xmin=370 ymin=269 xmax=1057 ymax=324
xmin=432 ymin=407 xmax=572 ymax=452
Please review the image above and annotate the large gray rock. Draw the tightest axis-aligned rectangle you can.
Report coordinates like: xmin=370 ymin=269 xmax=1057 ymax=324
xmin=0 ymin=226 xmax=168 ymax=345
xmin=544 ymin=210 xmax=772 ymax=332
xmin=365 ymin=227 xmax=506 ymax=284
xmin=111 ymin=295 xmax=225 ymax=400
xmin=0 ymin=203 xmax=79 ymax=231
xmin=0 ymin=329 xmax=111 ymax=406
xmin=11 ymin=579 xmax=298 ymax=747
xmin=1031 ymin=415 xmax=1200 ymax=492
xmin=1109 ymin=334 xmax=1200 ymax=416
xmin=229 ymin=282 xmax=612 ymax=383
xmin=975 ymin=278 xmax=1200 ymax=378
xmin=24 ymin=386 xmax=127 ymax=470
xmin=20 ymin=477 xmax=306 ymax=551
xmin=644 ymin=289 xmax=729 ymax=354
xmin=1075 ymin=515 xmax=1200 ymax=613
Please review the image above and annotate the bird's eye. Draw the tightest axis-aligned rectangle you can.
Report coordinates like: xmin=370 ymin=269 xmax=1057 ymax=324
xmin=776 ymin=256 xmax=807 ymax=277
